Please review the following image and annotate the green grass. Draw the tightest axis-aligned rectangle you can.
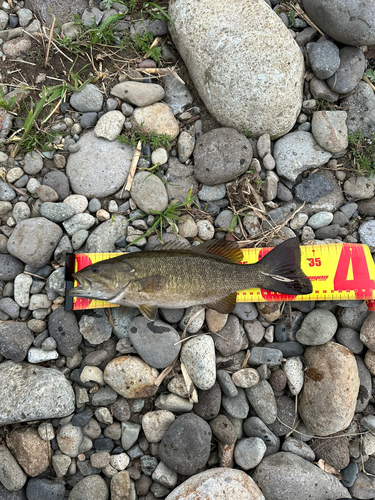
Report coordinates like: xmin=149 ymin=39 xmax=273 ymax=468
xmin=348 ymin=130 xmax=375 ymax=175
xmin=133 ymin=29 xmax=161 ymax=63
xmin=0 ymin=87 xmax=18 ymax=111
xmin=118 ymin=127 xmax=173 ymax=149
xmin=365 ymin=69 xmax=375 ymax=83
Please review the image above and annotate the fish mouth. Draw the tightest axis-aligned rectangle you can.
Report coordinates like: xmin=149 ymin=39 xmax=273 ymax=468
xmin=67 ymin=273 xmax=93 ymax=297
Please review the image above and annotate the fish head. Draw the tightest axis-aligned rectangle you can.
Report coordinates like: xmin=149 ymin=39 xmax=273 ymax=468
xmin=67 ymin=260 xmax=135 ymax=301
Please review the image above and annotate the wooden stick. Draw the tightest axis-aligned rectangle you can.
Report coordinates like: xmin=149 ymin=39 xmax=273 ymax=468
xmin=123 ymin=140 xmax=142 ymax=193
xmin=44 ymin=15 xmax=55 ymax=67
xmin=363 ymin=75 xmax=375 ymax=92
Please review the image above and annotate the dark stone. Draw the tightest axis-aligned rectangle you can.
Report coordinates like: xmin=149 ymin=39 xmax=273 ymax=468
xmin=93 ymin=437 xmax=114 ymax=452
xmin=358 ymin=197 xmax=375 ymax=217
xmin=0 ymin=485 xmax=26 ymax=499
xmin=71 ymin=408 xmax=93 ymax=427
xmin=112 ymin=398 xmax=131 ymax=422
xmin=8 ymin=15 xmax=19 ymax=28
xmin=26 ymin=478 xmax=65 ymax=500
xmin=0 ymin=322 xmax=33 ymax=362
xmin=315 ymin=224 xmax=340 ymax=240
xmin=209 ymin=414 xmax=237 ymax=445
xmin=295 ymin=173 xmax=334 ymax=203
xmin=311 ymin=435 xmax=350 ymax=471
xmin=159 ymin=413 xmax=212 ymax=476
xmin=341 ymin=461 xmax=358 ymax=488
xmin=70 ymin=368 xmax=94 ymax=388
xmin=0 ymin=254 xmax=24 ymax=280
xmin=275 ymin=323 xmax=288 ymax=342
xmin=48 ymin=307 xmax=82 ymax=356
xmin=140 ymin=455 xmax=158 ymax=476
xmin=80 ymin=112 xmax=98 ymax=128
xmin=263 ymin=341 xmax=304 ymax=357
xmin=193 ymin=381 xmax=221 ymax=420
xmin=43 ymin=171 xmax=70 ymax=201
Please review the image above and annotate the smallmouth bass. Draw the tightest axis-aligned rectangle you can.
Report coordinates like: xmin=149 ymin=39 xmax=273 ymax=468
xmin=67 ymin=237 xmax=312 ymax=321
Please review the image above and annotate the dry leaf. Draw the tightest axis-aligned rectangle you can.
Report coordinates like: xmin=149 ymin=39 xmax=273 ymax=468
xmin=181 ymin=362 xmax=198 ymax=403
xmin=316 ymin=459 xmax=342 ymax=479
xmin=35 ymin=73 xmax=46 ymax=84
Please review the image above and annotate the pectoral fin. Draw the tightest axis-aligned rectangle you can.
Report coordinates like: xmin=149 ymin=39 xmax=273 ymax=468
xmin=139 ymin=304 xmax=158 ymax=321
xmin=134 ymin=275 xmax=167 ymax=293
xmin=204 ymin=292 xmax=237 ymax=314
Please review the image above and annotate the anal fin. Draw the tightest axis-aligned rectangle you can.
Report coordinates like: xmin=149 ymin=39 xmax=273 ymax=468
xmin=204 ymin=292 xmax=237 ymax=314
xmin=139 ymin=304 xmax=158 ymax=321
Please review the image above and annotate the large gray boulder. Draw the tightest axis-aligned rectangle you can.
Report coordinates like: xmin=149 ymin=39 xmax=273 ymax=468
xmin=302 ymin=0 xmax=375 ymax=46
xmin=168 ymin=0 xmax=304 ymax=139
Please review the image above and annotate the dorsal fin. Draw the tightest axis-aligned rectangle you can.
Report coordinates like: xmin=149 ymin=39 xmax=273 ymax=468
xmin=204 ymin=292 xmax=237 ymax=314
xmin=151 ymin=241 xmax=190 ymax=251
xmin=191 ymin=240 xmax=243 ymax=264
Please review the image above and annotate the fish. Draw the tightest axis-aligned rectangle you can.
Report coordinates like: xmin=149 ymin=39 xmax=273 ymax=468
xmin=67 ymin=237 xmax=313 ymax=321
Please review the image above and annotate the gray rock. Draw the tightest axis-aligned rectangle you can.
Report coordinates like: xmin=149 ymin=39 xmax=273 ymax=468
xmin=17 ymin=8 xmax=33 ymax=27
xmin=253 ymin=452 xmax=350 ymax=500
xmin=26 ymin=478 xmax=65 ymax=500
xmin=54 ymin=235 xmax=73 ymax=264
xmin=0 ymin=322 xmax=33 ymax=362
xmin=298 ymin=171 xmax=345 ymax=214
xmin=164 ymin=157 xmax=199 ymax=202
xmin=311 ymin=111 xmax=348 ymax=154
xmin=46 ymin=267 xmax=66 ymax=296
xmin=232 ymin=302 xmax=258 ymax=321
xmin=0 ymin=10 xmax=8 ymax=31
xmin=48 ymin=307 xmax=82 ymax=357
xmin=43 ymin=171 xmax=70 ymax=201
xmin=162 ymin=73 xmax=194 ymax=114
xmin=40 ymin=202 xmax=76 ymax=222
xmin=336 ymin=327 xmax=363 ymax=354
xmin=23 ymin=151 xmax=43 ymax=175
xmin=0 ymin=445 xmax=27 ymax=492
xmin=307 ymin=40 xmax=340 ymax=79
xmin=194 ymin=128 xmax=252 ymax=185
xmin=128 ymin=317 xmax=180 ymax=368
xmin=244 ymin=416 xmax=278 ymax=446
xmin=94 ymin=110 xmax=125 ymax=141
xmin=0 ymin=180 xmax=16 ymax=201
xmin=24 ymin=0 xmax=89 ymax=25
xmin=222 ymin=387 xmax=249 ymax=419
xmin=14 ymin=273 xmax=32 ymax=308
xmin=296 ymin=309 xmax=338 ymax=345
xmin=12 ymin=202 xmax=30 ymax=223
xmin=62 ymin=213 xmax=95 ymax=235
xmin=66 ymin=131 xmax=133 ymax=197
xmin=246 ymin=380 xmax=277 ymax=425
xmin=159 ymin=413 xmax=212 ymax=476
xmin=7 ymin=217 xmax=62 ymax=267
xmin=70 ymin=83 xmax=103 ymax=112
xmin=130 ymin=171 xmax=168 ymax=213
xmin=308 ymin=211 xmax=333 ymax=229
xmin=326 ymin=46 xmax=366 ymax=94
xmin=217 ymin=369 xmax=239 ymax=397
xmin=79 ymin=310 xmax=112 ymax=345
xmin=180 ymin=335 xmax=216 ymax=390
xmin=355 ymin=355 xmax=372 ymax=412
xmin=0 ymin=254 xmax=23 ymax=280
xmin=85 ymin=215 xmax=128 ymax=252
xmin=248 ymin=347 xmax=283 ymax=367
xmin=111 ymin=81 xmax=164 ymax=107
xmin=169 ymin=0 xmax=304 ymax=138
xmin=193 ymin=382 xmax=222 ymax=421
xmin=0 ymin=298 xmax=19 ymax=319
xmin=309 ymin=76 xmax=339 ymax=103
xmin=302 ymin=0 xmax=375 ymax=46
xmin=349 ymin=471 xmax=375 ymax=499
xmin=274 ymin=131 xmax=332 ymax=182
xmin=68 ymin=475 xmax=108 ymax=500
xmin=282 ymin=437 xmax=315 ymax=462
xmin=341 ymin=81 xmax=375 ymax=139
xmin=234 ymin=437 xmax=266 ymax=470
xmin=212 ymin=314 xmax=243 ymax=356
xmin=198 ymin=184 xmax=226 ymax=202
xmin=338 ymin=300 xmax=369 ymax=330
xmin=0 ymin=361 xmax=75 ymax=424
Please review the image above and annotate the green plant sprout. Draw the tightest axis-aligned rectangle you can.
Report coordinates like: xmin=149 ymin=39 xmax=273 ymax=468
xmin=127 ymin=187 xmax=197 ymax=246
xmin=348 ymin=131 xmax=375 ymax=176
xmin=118 ymin=128 xmax=173 ymax=149
xmin=365 ymin=69 xmax=375 ymax=84
xmin=133 ymin=29 xmax=161 ymax=63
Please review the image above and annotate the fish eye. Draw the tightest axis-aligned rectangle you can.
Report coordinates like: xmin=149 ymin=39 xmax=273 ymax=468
xmin=91 ymin=266 xmax=100 ymax=274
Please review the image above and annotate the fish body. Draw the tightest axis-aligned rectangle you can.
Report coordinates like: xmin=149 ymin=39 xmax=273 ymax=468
xmin=67 ymin=238 xmax=313 ymax=320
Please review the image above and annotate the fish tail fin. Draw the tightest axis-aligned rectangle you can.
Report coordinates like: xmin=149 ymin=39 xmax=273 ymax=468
xmin=256 ymin=237 xmax=313 ymax=295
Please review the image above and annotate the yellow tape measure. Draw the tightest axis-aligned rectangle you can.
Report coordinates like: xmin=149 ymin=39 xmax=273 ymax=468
xmin=65 ymin=243 xmax=375 ymax=311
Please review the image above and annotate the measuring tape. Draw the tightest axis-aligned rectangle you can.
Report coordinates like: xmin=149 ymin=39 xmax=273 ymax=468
xmin=65 ymin=243 xmax=375 ymax=311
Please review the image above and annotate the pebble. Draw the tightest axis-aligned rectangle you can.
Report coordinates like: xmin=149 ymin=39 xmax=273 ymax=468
xmin=194 ymin=128 xmax=252 ymax=185
xmin=0 ymin=445 xmax=27 ymax=491
xmin=70 ymin=83 xmax=103 ymax=112
xmin=193 ymin=382 xmax=222 ymax=420
xmin=165 ymin=468 xmax=264 ymax=500
xmin=159 ymin=413 xmax=212 ymax=476
xmin=198 ymin=184 xmax=226 ymax=202
xmin=307 ymin=40 xmax=340 ymax=79
xmin=131 ymin=102 xmax=180 ymax=139
xmin=243 ymin=416 xmax=278 ymax=447
xmin=217 ymin=369 xmax=239 ymax=397
xmin=295 ymin=309 xmax=337 ymax=345
xmin=0 ymin=321 xmax=33 ymax=362
xmin=104 ymin=355 xmax=159 ymax=398
xmin=163 ymin=73 xmax=193 ymax=114
xmin=40 ymin=201 xmax=76 ymax=222
xmin=23 ymin=151 xmax=43 ymax=175
xmin=281 ymin=437 xmax=315 ymax=462
xmin=307 ymin=211 xmax=333 ymax=229
xmin=111 ymin=81 xmax=165 ymax=106
xmin=232 ymin=368 xmax=259 ymax=388
xmin=234 ymin=437 xmax=266 ymax=470
xmin=283 ymin=356 xmax=304 ymax=395
xmin=68 ymin=475 xmax=108 ymax=500
xmin=180 ymin=335 xmax=216 ymax=390
xmin=28 ymin=347 xmax=59 ymax=363
xmin=94 ymin=110 xmax=125 ymax=141
xmin=130 ymin=171 xmax=168 ymax=213
xmin=246 ymin=380 xmax=277 ymax=425
xmin=248 ymin=346 xmax=283 ymax=367
xmin=311 ymin=110 xmax=348 ymax=153
xmin=48 ymin=307 xmax=82 ymax=357
xmin=254 ymin=452 xmax=350 ymax=500
xmin=142 ymin=410 xmax=175 ymax=443
xmin=57 ymin=424 xmax=83 ymax=457
xmin=212 ymin=314 xmax=243 ymax=356
xmin=327 ymin=46 xmax=366 ymax=94
xmin=79 ymin=310 xmax=112 ymax=345
xmin=299 ymin=342 xmax=359 ymax=436
xmin=274 ymin=131 xmax=332 ymax=182
xmin=156 ymin=393 xmax=193 ymax=413
xmin=221 ymin=387 xmax=249 ymax=419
